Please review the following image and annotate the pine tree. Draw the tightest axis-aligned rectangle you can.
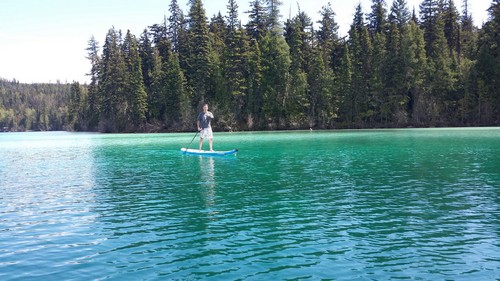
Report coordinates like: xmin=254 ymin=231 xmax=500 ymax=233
xmin=139 ymin=29 xmax=154 ymax=94
xmin=68 ymin=81 xmax=82 ymax=130
xmin=420 ymin=0 xmax=439 ymax=55
xmin=316 ymin=2 xmax=339 ymax=68
xmin=85 ymin=36 xmax=100 ymax=130
xmin=99 ymin=27 xmax=127 ymax=132
xmin=308 ymin=47 xmax=335 ymax=128
xmin=177 ymin=13 xmax=190 ymax=72
xmin=368 ymin=0 xmax=388 ymax=35
xmin=148 ymin=48 xmax=164 ymax=120
xmin=389 ymin=0 xmax=411 ymax=28
xmin=401 ymin=21 xmax=429 ymax=125
xmin=370 ymin=31 xmax=387 ymax=124
xmin=285 ymin=12 xmax=312 ymax=127
xmin=260 ymin=32 xmax=290 ymax=128
xmin=337 ymin=45 xmax=353 ymax=125
xmin=226 ymin=0 xmax=240 ymax=30
xmin=348 ymin=4 xmax=373 ymax=126
xmin=384 ymin=22 xmax=407 ymax=125
xmin=224 ymin=0 xmax=249 ymax=124
xmin=457 ymin=0 xmax=479 ymax=124
xmin=168 ymin=0 xmax=183 ymax=53
xmin=443 ymin=0 xmax=461 ymax=56
xmin=246 ymin=39 xmax=263 ymax=129
xmin=420 ymin=0 xmax=461 ymax=125
xmin=266 ymin=0 xmax=283 ymax=34
xmin=411 ymin=7 xmax=418 ymax=23
xmin=225 ymin=0 xmax=246 ymax=99
xmin=460 ymin=0 xmax=478 ymax=60
xmin=473 ymin=0 xmax=500 ymax=125
xmin=234 ymin=28 xmax=252 ymax=126
xmin=294 ymin=9 xmax=314 ymax=64
xmin=149 ymin=19 xmax=171 ymax=60
xmin=165 ymin=51 xmax=190 ymax=129
xmin=210 ymin=12 xmax=227 ymax=43
xmin=245 ymin=0 xmax=268 ymax=41
xmin=208 ymin=13 xmax=227 ymax=113
xmin=122 ymin=30 xmax=148 ymax=129
xmin=186 ymin=0 xmax=212 ymax=105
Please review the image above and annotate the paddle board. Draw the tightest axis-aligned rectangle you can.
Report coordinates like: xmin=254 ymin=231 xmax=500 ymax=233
xmin=180 ymin=148 xmax=238 ymax=156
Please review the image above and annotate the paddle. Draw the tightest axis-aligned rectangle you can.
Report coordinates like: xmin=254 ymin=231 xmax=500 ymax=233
xmin=183 ymin=130 xmax=199 ymax=154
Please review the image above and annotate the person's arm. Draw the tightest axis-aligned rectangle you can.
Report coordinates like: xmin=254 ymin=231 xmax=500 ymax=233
xmin=207 ymin=111 xmax=214 ymax=119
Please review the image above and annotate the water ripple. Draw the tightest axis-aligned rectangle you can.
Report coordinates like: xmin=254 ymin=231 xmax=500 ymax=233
xmin=0 ymin=130 xmax=499 ymax=280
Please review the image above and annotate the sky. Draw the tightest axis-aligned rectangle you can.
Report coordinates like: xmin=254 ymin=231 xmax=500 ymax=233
xmin=0 ymin=0 xmax=491 ymax=84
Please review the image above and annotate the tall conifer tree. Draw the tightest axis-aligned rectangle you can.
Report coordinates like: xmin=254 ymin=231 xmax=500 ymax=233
xmin=123 ymin=31 xmax=148 ymax=129
xmin=368 ymin=0 xmax=388 ymax=35
xmin=168 ymin=0 xmax=183 ymax=53
xmin=186 ymin=0 xmax=212 ymax=105
xmin=139 ymin=29 xmax=154 ymax=94
xmin=474 ymin=0 xmax=500 ymax=125
xmin=208 ymin=12 xmax=227 ymax=112
xmin=68 ymin=81 xmax=82 ymax=130
xmin=384 ymin=23 xmax=407 ymax=125
xmin=224 ymin=0 xmax=249 ymax=123
xmin=165 ymin=50 xmax=190 ymax=129
xmin=99 ymin=27 xmax=127 ymax=132
xmin=460 ymin=0 xmax=477 ymax=60
xmin=348 ymin=4 xmax=373 ymax=125
xmin=148 ymin=48 xmax=164 ymax=120
xmin=85 ymin=36 xmax=100 ymax=130
xmin=266 ymin=0 xmax=283 ymax=34
xmin=337 ymin=45 xmax=353 ymax=125
xmin=389 ymin=0 xmax=411 ymax=28
xmin=308 ymin=47 xmax=335 ymax=128
xmin=285 ymin=12 xmax=312 ymax=126
xmin=420 ymin=4 xmax=456 ymax=124
xmin=260 ymin=32 xmax=290 ymax=128
xmin=443 ymin=0 xmax=461 ymax=56
xmin=370 ymin=32 xmax=387 ymax=124
xmin=420 ymin=0 xmax=439 ymax=55
xmin=246 ymin=39 xmax=263 ymax=129
xmin=245 ymin=0 xmax=268 ymax=40
xmin=401 ymin=21 xmax=429 ymax=124
xmin=316 ymin=2 xmax=339 ymax=68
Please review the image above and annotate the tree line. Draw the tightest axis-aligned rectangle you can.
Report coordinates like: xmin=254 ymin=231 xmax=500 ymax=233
xmin=0 ymin=79 xmax=72 ymax=131
xmin=1 ymin=0 xmax=499 ymax=132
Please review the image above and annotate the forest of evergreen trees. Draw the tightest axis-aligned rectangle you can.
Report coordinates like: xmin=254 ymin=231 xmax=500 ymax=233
xmin=0 ymin=79 xmax=72 ymax=131
xmin=1 ymin=0 xmax=499 ymax=132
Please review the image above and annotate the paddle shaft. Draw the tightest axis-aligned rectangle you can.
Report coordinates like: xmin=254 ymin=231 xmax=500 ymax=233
xmin=184 ymin=130 xmax=199 ymax=153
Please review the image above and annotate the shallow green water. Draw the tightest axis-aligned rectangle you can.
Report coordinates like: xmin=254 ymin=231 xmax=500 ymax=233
xmin=0 ymin=128 xmax=499 ymax=280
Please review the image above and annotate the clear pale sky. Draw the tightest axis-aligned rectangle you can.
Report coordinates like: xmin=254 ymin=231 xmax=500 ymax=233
xmin=0 ymin=0 xmax=491 ymax=84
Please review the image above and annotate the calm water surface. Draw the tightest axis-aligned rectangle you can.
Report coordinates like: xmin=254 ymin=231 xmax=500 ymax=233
xmin=0 ymin=128 xmax=499 ymax=280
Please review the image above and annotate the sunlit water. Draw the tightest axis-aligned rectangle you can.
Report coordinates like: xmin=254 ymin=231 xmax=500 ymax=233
xmin=0 ymin=128 xmax=499 ymax=280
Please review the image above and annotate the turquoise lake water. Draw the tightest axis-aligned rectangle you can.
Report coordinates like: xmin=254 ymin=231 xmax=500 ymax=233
xmin=0 ymin=128 xmax=499 ymax=280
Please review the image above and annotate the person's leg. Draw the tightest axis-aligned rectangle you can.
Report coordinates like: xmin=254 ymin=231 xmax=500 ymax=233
xmin=207 ymin=128 xmax=213 ymax=151
xmin=199 ymin=137 xmax=204 ymax=150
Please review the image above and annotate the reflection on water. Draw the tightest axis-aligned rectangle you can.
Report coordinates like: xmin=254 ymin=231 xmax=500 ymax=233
xmin=199 ymin=156 xmax=216 ymax=211
xmin=0 ymin=129 xmax=499 ymax=280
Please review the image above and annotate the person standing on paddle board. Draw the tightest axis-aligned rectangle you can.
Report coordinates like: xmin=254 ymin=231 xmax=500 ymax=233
xmin=197 ymin=103 xmax=214 ymax=151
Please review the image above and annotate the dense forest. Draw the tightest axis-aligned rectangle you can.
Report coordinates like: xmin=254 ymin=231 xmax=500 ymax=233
xmin=0 ymin=79 xmax=73 ymax=131
xmin=1 ymin=0 xmax=499 ymax=132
